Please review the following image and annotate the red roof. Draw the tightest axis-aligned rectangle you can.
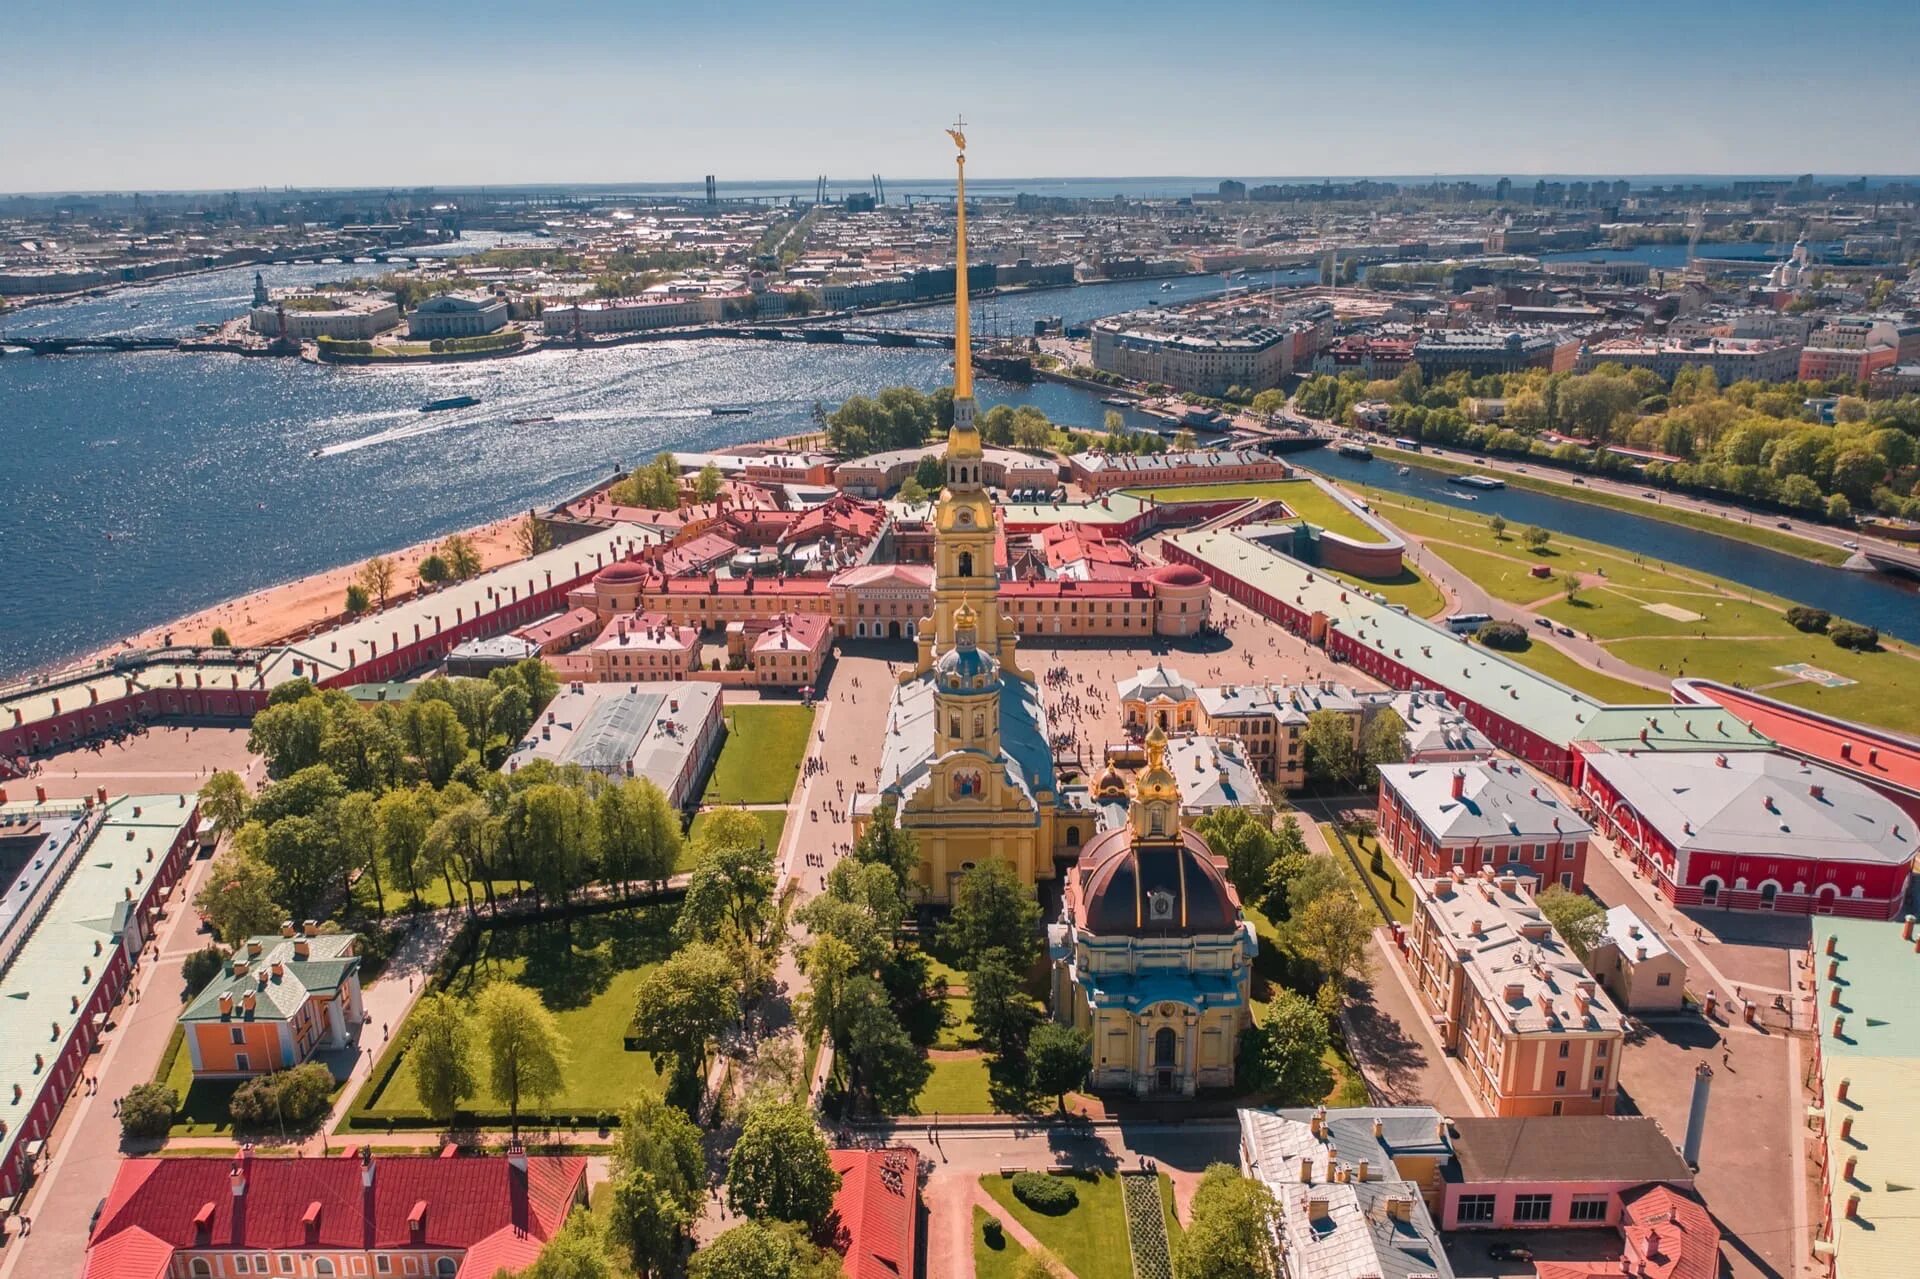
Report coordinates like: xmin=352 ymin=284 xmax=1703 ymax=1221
xmin=826 ymin=1148 xmax=920 ymax=1279
xmin=81 ymin=1225 xmax=173 ymax=1279
xmin=514 ymin=606 xmax=601 ymax=647
xmin=1535 ymin=1186 xmax=1719 ymax=1279
xmin=88 ymin=1152 xmax=584 ymax=1258
xmin=656 ymin=576 xmax=833 ymax=597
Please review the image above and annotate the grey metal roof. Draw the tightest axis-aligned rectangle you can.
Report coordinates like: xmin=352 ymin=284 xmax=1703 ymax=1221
xmin=878 ymin=669 xmax=1057 ymax=809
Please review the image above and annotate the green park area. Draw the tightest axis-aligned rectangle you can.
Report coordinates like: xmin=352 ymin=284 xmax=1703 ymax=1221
xmin=698 ymin=703 xmax=814 ymax=805
xmin=979 ymin=1172 xmax=1176 ymax=1279
xmin=1355 ymin=485 xmax=1920 ymax=731
xmin=973 ymin=1205 xmax=1037 ymax=1279
xmin=1128 ymin=479 xmax=1446 ymax=616
xmin=150 ymin=1025 xmax=348 ymax=1139
xmin=346 ymin=904 xmax=678 ymax=1129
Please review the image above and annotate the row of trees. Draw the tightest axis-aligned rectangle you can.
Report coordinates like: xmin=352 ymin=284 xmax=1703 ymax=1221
xmin=612 ymin=451 xmax=725 ymax=510
xmin=1303 ymin=360 xmax=1920 ymax=521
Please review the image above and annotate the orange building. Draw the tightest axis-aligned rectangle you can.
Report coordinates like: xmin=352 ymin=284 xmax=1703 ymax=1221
xmin=180 ymin=924 xmax=363 ymax=1078
xmin=1405 ymin=872 xmax=1624 ymax=1117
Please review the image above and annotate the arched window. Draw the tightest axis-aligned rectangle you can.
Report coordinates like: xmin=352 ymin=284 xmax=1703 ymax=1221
xmin=973 ymin=713 xmax=985 ymax=739
xmin=958 ymin=551 xmax=974 ymax=577
xmin=1150 ymin=807 xmax=1166 ymax=836
xmin=315 ymin=1262 xmax=336 ymax=1277
xmin=1154 ymin=1026 xmax=1178 ymax=1067
xmin=437 ymin=1261 xmax=459 ymax=1277
xmin=1699 ymin=877 xmax=1722 ymax=906
xmin=190 ymin=1263 xmax=213 ymax=1279
xmin=948 ymin=713 xmax=961 ymax=739
xmin=1065 ymin=826 xmax=1082 ymax=847
xmin=1758 ymin=881 xmax=1779 ymax=910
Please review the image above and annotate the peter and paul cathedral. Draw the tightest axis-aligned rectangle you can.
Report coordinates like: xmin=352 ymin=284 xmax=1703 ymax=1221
xmin=857 ymin=123 xmax=1094 ymax=904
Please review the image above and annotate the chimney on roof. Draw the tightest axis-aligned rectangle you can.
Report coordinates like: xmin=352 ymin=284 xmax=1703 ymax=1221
xmin=1308 ymin=1193 xmax=1330 ymax=1221
xmin=1837 ymin=1077 xmax=1851 ymax=1104
xmin=1298 ymin=1157 xmax=1313 ymax=1183
xmin=507 ymin=1143 xmax=528 ymax=1174
xmin=231 ymin=1148 xmax=250 ymax=1198
xmin=280 ymin=920 xmax=294 ymax=937
xmin=218 ymin=993 xmax=233 ymax=1015
xmin=1903 ymin=917 xmax=1914 ymax=942
xmin=1372 ymin=1116 xmax=1385 ymax=1141
xmin=1356 ymin=1158 xmax=1370 ymax=1183
xmin=246 ymin=939 xmax=263 ymax=958
xmin=294 ymin=939 xmax=310 ymax=961
xmin=1846 ymin=1193 xmax=1862 ymax=1220
xmin=1450 ymin=769 xmax=1465 ymax=800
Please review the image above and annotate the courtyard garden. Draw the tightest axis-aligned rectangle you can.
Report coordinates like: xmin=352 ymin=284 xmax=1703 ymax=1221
xmin=978 ymin=1170 xmax=1180 ymax=1279
xmin=698 ymin=703 xmax=815 ymax=805
xmin=344 ymin=903 xmax=679 ymax=1130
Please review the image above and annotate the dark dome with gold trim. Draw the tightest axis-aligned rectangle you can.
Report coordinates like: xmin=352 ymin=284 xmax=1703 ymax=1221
xmin=1074 ymin=825 xmax=1239 ymax=937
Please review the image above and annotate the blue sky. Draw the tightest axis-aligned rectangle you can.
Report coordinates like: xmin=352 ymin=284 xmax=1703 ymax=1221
xmin=2 ymin=0 xmax=1914 ymax=192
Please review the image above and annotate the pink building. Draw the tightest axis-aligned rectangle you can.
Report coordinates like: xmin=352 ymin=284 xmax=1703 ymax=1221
xmin=1376 ymin=760 xmax=1591 ymax=893
xmin=1440 ymin=1115 xmax=1695 ymax=1229
xmin=587 ymin=612 xmax=701 ymax=682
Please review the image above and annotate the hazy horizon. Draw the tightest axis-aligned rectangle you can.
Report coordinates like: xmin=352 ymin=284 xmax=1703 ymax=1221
xmin=4 ymin=0 xmax=1916 ymax=193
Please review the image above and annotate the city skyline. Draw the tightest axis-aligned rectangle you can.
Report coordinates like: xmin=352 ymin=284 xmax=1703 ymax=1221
xmin=3 ymin=0 xmax=1917 ymax=192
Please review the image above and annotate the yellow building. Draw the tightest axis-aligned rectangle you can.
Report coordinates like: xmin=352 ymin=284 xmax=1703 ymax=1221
xmin=854 ymin=124 xmax=1094 ymax=902
xmin=1050 ymin=726 xmax=1255 ymax=1096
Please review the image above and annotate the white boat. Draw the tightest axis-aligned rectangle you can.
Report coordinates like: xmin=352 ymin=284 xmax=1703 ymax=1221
xmin=1397 ymin=465 xmax=1411 ymax=476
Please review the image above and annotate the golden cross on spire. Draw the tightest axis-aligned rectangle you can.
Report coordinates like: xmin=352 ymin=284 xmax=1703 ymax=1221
xmin=946 ymin=116 xmax=967 ymax=152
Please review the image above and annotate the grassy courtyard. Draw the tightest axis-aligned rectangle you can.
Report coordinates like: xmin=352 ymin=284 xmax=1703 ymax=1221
xmin=1130 ymin=478 xmax=1384 ymax=544
xmin=346 ymin=904 xmax=679 ymax=1128
xmin=981 ymin=1173 xmax=1137 ymax=1279
xmin=973 ymin=1205 xmax=1037 ymax=1279
xmin=1485 ymin=634 xmax=1666 ymax=706
xmin=698 ymin=703 xmax=815 ymax=805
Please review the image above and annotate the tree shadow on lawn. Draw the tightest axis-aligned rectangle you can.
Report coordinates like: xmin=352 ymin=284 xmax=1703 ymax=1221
xmin=448 ymin=905 xmax=677 ymax=1010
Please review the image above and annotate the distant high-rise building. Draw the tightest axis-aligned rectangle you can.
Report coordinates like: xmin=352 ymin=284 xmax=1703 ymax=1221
xmin=1219 ymin=179 xmax=1247 ymax=201
xmin=1494 ymin=177 xmax=1512 ymax=203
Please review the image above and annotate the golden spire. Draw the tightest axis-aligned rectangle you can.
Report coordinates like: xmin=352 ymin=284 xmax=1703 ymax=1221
xmin=946 ymin=117 xmax=977 ymax=438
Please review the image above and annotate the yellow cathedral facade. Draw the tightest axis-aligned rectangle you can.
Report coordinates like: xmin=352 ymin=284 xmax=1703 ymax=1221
xmin=853 ymin=123 xmax=1095 ymax=903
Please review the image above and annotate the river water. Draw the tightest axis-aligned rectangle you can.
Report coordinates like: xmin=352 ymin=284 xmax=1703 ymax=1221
xmin=0 ymin=241 xmax=1898 ymax=675
xmin=1299 ymin=449 xmax=1919 ymax=643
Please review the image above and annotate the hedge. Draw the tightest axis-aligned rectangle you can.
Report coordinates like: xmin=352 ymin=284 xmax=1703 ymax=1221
xmin=1011 ymin=1172 xmax=1078 ymax=1214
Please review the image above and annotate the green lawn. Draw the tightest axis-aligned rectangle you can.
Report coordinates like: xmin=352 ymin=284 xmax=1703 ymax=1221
xmin=1244 ymin=903 xmax=1372 ymax=1108
xmin=353 ymin=905 xmax=679 ymax=1124
xmin=973 ymin=1205 xmax=1036 ymax=1279
xmin=981 ymin=1173 xmax=1133 ymax=1279
xmin=913 ymin=1054 xmax=997 ymax=1115
xmin=154 ymin=1025 xmax=241 ymax=1137
xmin=1329 ymin=827 xmax=1414 ymax=925
xmin=936 ymin=996 xmax=980 ymax=1050
xmin=1483 ymin=636 xmax=1666 ymax=705
xmin=1607 ymin=635 xmax=1920 ymax=736
xmin=699 ymin=704 xmax=815 ymax=805
xmin=687 ymin=808 xmax=786 ymax=866
xmin=1128 ymin=478 xmax=1385 ymax=544
xmin=1327 ymin=564 xmax=1449 ymax=618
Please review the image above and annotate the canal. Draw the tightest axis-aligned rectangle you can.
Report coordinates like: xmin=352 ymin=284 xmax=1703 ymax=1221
xmin=1298 ymin=449 xmax=1920 ymax=644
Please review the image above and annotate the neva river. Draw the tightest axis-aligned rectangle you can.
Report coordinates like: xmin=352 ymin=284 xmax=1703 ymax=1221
xmin=0 ymin=263 xmax=1238 ymax=674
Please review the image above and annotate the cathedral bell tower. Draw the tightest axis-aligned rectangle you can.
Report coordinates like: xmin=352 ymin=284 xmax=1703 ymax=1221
xmin=914 ymin=119 xmax=1023 ymax=679
xmin=932 ymin=603 xmax=1003 ymax=765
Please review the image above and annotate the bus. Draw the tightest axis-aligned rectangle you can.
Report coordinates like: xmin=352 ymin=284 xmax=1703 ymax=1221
xmin=1392 ymin=437 xmax=1422 ymax=452
xmin=1444 ymin=612 xmax=1492 ymax=634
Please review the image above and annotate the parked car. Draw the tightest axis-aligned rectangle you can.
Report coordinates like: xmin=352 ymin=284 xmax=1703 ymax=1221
xmin=1570 ymin=477 xmax=1585 ymax=485
xmin=1535 ymin=617 xmax=1553 ymax=628
xmin=1489 ymin=1244 xmax=1535 ymax=1262
xmin=1557 ymin=625 xmax=1576 ymax=637
xmin=1777 ymin=520 xmax=1793 ymax=529
xmin=1843 ymin=540 xmax=1860 ymax=550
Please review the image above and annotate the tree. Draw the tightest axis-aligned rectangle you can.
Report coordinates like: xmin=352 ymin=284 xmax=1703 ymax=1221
xmin=896 ymin=476 xmax=928 ymax=503
xmin=417 ymin=553 xmax=450 ymax=586
xmin=1287 ymin=889 xmax=1373 ymax=988
xmin=835 ymin=976 xmax=928 ymax=1114
xmin=441 ymin=532 xmax=483 ymax=580
xmin=476 ymin=983 xmax=569 ymax=1136
xmin=607 ymin=1093 xmax=707 ymax=1277
xmin=406 ymin=697 xmax=472 ymax=786
xmin=596 ymin=777 xmax=683 ymax=895
xmin=1301 ymin=710 xmax=1361 ymax=789
xmin=376 ymin=787 xmax=435 ymax=909
xmin=1195 ymin=807 xmax=1283 ymax=904
xmin=209 ymin=626 xmax=232 ymax=647
xmin=943 ymin=860 xmax=1041 ymax=970
xmin=912 ymin=452 xmax=946 ymax=492
xmin=1535 ymin=886 xmax=1606 ymax=961
xmin=119 ymin=1083 xmax=179 ymax=1139
xmin=629 ymin=942 xmax=740 ymax=1089
xmin=1027 ymin=1023 xmax=1090 ymax=1110
xmin=1560 ymin=572 xmax=1583 ymax=604
xmin=1488 ymin=514 xmax=1507 ymax=541
xmin=344 ymin=583 xmax=371 ymax=615
xmin=248 ymin=693 xmax=333 ymax=776
xmin=357 ymin=555 xmax=397 ymax=610
xmin=516 ymin=513 xmax=556 ymax=557
xmin=1236 ymin=989 xmax=1330 ymax=1102
xmin=970 ymin=948 xmax=1039 ymax=1060
xmin=260 ymin=812 xmax=348 ymax=920
xmin=506 ymin=781 xmax=599 ymax=908
xmin=850 ymin=801 xmax=920 ymax=895
xmin=1172 ymin=427 xmax=1198 ymax=450
xmin=1360 ymin=709 xmax=1408 ymax=786
xmin=522 ymin=1209 xmax=620 ymax=1279
xmin=725 ymin=1099 xmax=840 ymax=1226
xmin=1174 ymin=1164 xmax=1283 ymax=1279
xmin=319 ymin=703 xmax=405 ymax=794
xmin=688 ymin=1220 xmax=842 ymax=1279
xmin=194 ymin=840 xmax=285 ymax=945
xmin=198 ymin=769 xmax=251 ymax=835
xmin=181 ymin=944 xmax=227 ymax=991
xmin=406 ymin=992 xmax=477 ymax=1122
xmin=678 ymin=808 xmax=778 ymax=944
xmin=695 ymin=462 xmax=725 ymax=503
xmin=1827 ymin=493 xmax=1854 ymax=523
